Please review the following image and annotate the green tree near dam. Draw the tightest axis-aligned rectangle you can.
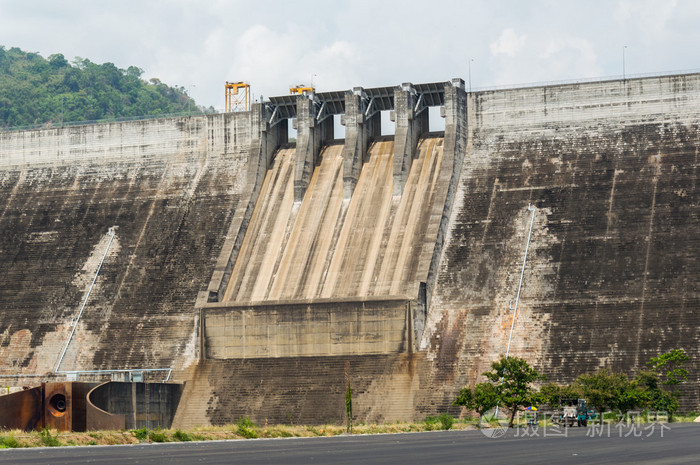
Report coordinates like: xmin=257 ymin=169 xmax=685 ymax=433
xmin=455 ymin=349 xmax=691 ymax=426
xmin=454 ymin=355 xmax=544 ymax=428
xmin=0 ymin=46 xmax=207 ymax=128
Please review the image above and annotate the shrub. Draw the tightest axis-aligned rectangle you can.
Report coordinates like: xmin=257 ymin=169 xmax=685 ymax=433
xmin=423 ymin=416 xmax=439 ymax=430
xmin=438 ymin=413 xmax=455 ymax=430
xmin=173 ymin=429 xmax=192 ymax=442
xmin=1 ymin=434 xmax=20 ymax=448
xmin=39 ymin=428 xmax=61 ymax=447
xmin=149 ymin=428 xmax=168 ymax=443
xmin=131 ymin=427 xmax=148 ymax=441
xmin=237 ymin=417 xmax=258 ymax=439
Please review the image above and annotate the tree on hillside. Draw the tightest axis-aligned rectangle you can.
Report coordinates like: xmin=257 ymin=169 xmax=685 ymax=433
xmin=0 ymin=46 xmax=209 ymax=128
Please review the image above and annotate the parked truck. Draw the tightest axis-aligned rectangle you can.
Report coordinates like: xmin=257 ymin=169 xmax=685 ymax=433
xmin=556 ymin=398 xmax=596 ymax=427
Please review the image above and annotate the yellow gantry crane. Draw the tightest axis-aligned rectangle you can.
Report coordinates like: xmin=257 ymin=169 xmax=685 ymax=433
xmin=289 ymin=84 xmax=315 ymax=95
xmin=225 ymin=81 xmax=250 ymax=112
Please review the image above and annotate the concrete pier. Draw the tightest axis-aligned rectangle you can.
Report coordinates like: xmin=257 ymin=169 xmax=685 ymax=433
xmin=342 ymin=87 xmax=381 ymax=199
xmin=392 ymin=83 xmax=429 ymax=196
xmin=294 ymin=93 xmax=334 ymax=201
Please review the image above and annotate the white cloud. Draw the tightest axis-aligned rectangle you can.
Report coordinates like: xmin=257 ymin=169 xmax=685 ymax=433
xmin=490 ymin=29 xmax=527 ymax=57
xmin=614 ymin=0 xmax=678 ymax=40
xmin=0 ymin=1 xmax=699 ymax=106
xmin=221 ymin=24 xmax=365 ymax=103
xmin=538 ymin=37 xmax=603 ymax=80
xmin=489 ymin=32 xmax=603 ymax=87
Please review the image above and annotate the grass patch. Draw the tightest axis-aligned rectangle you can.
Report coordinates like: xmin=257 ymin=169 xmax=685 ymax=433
xmin=422 ymin=414 xmax=455 ymax=431
xmin=131 ymin=427 xmax=148 ymax=441
xmin=0 ymin=418 xmax=480 ymax=448
xmin=149 ymin=428 xmax=168 ymax=443
xmin=438 ymin=413 xmax=455 ymax=430
xmin=1 ymin=434 xmax=21 ymax=448
xmin=236 ymin=417 xmax=258 ymax=439
xmin=39 ymin=429 xmax=61 ymax=447
xmin=173 ymin=429 xmax=192 ymax=441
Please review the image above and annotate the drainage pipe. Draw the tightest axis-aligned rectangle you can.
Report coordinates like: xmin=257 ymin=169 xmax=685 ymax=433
xmin=495 ymin=204 xmax=537 ymax=419
xmin=55 ymin=228 xmax=115 ymax=372
xmin=505 ymin=204 xmax=536 ymax=359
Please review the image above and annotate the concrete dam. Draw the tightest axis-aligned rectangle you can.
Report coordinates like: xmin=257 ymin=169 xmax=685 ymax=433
xmin=1 ymin=74 xmax=699 ymax=427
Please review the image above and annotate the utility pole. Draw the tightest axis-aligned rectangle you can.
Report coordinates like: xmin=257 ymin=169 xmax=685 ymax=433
xmin=622 ymin=46 xmax=628 ymax=80
xmin=468 ymin=58 xmax=474 ymax=93
xmin=188 ymin=84 xmax=196 ymax=114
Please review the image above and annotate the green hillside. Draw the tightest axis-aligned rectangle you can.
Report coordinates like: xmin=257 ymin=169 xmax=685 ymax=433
xmin=0 ymin=46 xmax=202 ymax=129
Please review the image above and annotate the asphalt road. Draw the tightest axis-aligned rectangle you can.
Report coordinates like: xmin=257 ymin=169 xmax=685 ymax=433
xmin=1 ymin=423 xmax=698 ymax=465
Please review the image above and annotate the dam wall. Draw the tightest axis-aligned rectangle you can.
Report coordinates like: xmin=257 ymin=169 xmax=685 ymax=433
xmin=2 ymin=73 xmax=699 ymax=424
xmin=0 ymin=113 xmax=254 ymax=379
xmin=426 ymin=73 xmax=700 ymax=409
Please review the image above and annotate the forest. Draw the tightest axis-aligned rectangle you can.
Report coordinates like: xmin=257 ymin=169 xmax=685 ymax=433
xmin=0 ymin=46 xmax=205 ymax=129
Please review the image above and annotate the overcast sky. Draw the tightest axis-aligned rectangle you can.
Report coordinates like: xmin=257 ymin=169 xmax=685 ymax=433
xmin=1 ymin=0 xmax=699 ymax=110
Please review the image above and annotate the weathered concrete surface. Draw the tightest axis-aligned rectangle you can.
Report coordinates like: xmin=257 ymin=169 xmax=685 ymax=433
xmin=203 ymin=298 xmax=413 ymax=358
xmin=171 ymin=353 xmax=438 ymax=428
xmin=294 ymin=95 xmax=334 ymax=201
xmin=0 ymin=114 xmax=252 ymax=378
xmin=206 ymin=103 xmax=285 ymax=303
xmin=393 ymin=83 xmax=429 ymax=196
xmin=223 ymin=135 xmax=447 ymax=302
xmin=342 ymin=88 xmax=381 ymax=199
xmin=425 ymin=74 xmax=700 ymax=410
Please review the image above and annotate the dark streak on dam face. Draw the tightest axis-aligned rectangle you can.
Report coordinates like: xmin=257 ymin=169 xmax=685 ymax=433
xmin=0 ymin=74 xmax=699 ymax=426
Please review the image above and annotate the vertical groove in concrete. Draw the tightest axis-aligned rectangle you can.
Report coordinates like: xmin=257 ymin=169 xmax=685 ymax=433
xmin=223 ymin=135 xmax=448 ymax=303
xmin=222 ymin=148 xmax=296 ymax=302
xmin=269 ymin=146 xmax=344 ymax=300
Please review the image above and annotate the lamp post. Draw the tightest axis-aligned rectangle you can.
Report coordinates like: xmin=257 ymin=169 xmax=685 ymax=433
xmin=622 ymin=46 xmax=628 ymax=80
xmin=187 ymin=84 xmax=196 ymax=114
xmin=468 ymin=58 xmax=474 ymax=93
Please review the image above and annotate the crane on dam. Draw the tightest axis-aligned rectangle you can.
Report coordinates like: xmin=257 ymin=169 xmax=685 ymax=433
xmin=289 ymin=84 xmax=315 ymax=95
xmin=225 ymin=81 xmax=250 ymax=112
